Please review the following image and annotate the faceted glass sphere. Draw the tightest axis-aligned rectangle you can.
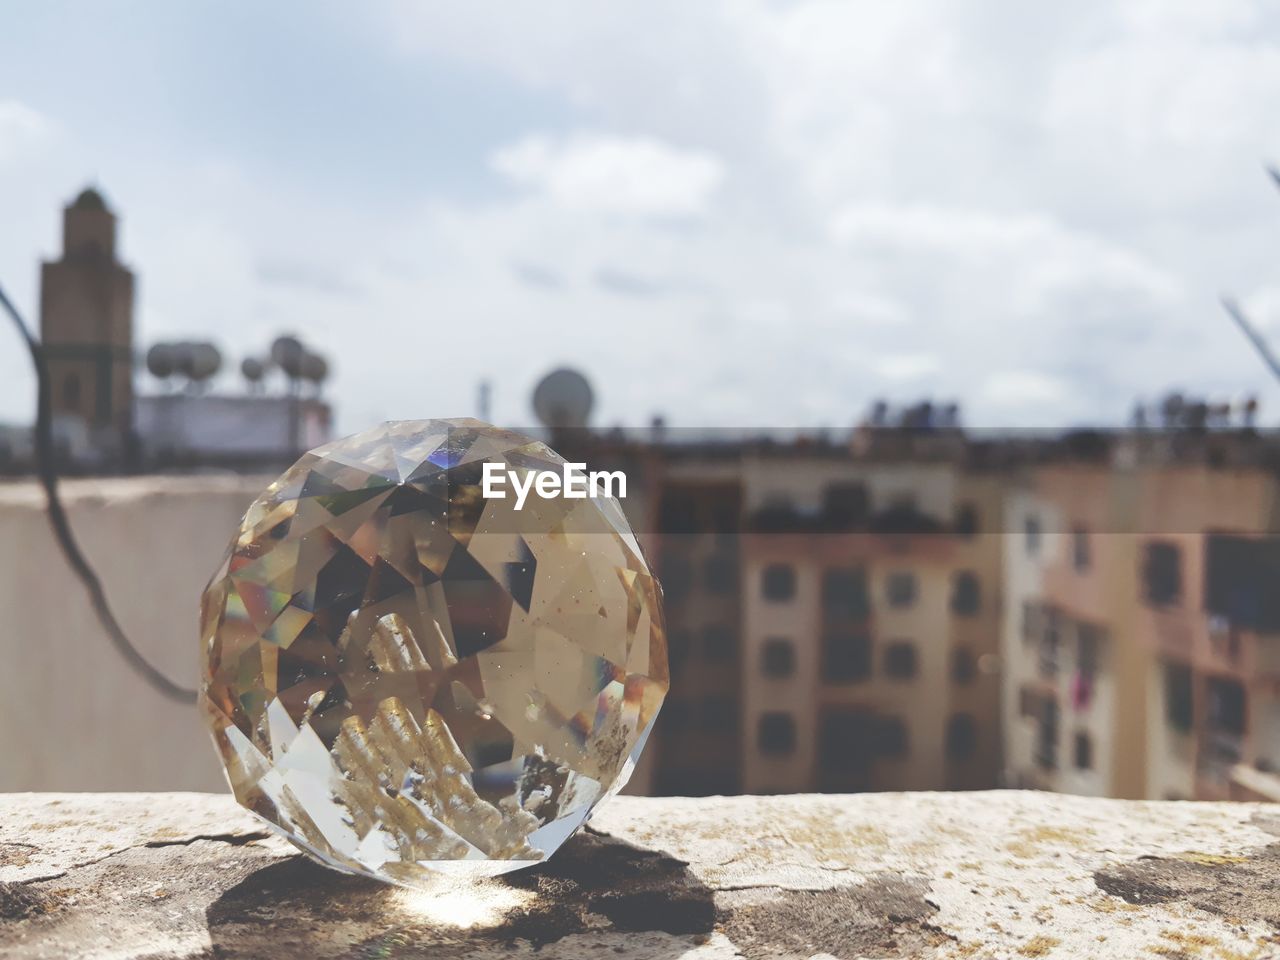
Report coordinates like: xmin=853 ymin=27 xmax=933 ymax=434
xmin=199 ymin=419 xmax=668 ymax=884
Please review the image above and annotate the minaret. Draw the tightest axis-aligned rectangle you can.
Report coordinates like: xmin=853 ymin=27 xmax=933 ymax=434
xmin=39 ymin=187 xmax=135 ymax=442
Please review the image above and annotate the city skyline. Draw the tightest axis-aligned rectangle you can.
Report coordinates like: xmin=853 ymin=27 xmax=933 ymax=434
xmin=3 ymin=2 xmax=1280 ymax=435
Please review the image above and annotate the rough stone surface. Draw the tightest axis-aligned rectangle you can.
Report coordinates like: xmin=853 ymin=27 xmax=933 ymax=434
xmin=3 ymin=791 xmax=1280 ymax=958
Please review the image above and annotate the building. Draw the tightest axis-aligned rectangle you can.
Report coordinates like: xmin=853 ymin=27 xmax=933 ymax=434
xmin=134 ymin=392 xmax=331 ymax=468
xmin=644 ymin=429 xmax=1006 ymax=796
xmin=737 ymin=449 xmax=1004 ymax=794
xmin=19 ymin=188 xmax=333 ymax=473
xmin=1001 ymin=432 xmax=1280 ymax=801
xmin=39 ymin=187 xmax=136 ymax=452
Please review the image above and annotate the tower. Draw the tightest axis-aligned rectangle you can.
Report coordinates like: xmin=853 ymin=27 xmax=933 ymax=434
xmin=39 ymin=187 xmax=135 ymax=442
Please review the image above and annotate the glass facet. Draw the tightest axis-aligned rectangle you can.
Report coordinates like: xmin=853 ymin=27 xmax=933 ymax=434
xmin=199 ymin=419 xmax=668 ymax=884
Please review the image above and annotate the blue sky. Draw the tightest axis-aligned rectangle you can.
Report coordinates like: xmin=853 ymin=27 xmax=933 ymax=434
xmin=3 ymin=1 xmax=1280 ymax=432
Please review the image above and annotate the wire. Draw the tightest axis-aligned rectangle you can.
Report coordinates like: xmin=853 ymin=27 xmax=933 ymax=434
xmin=0 ymin=280 xmax=198 ymax=705
xmin=1222 ymin=296 xmax=1280 ymax=385
xmin=1219 ymin=170 xmax=1280 ymax=389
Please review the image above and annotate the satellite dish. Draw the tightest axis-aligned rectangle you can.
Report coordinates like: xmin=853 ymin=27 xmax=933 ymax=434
xmin=146 ymin=343 xmax=175 ymax=379
xmin=241 ymin=356 xmax=266 ymax=383
xmin=299 ymin=351 xmax=329 ymax=384
xmin=271 ymin=335 xmax=305 ymax=379
xmin=188 ymin=342 xmax=222 ymax=381
xmin=533 ymin=367 xmax=593 ymax=428
xmin=169 ymin=342 xmax=195 ymax=379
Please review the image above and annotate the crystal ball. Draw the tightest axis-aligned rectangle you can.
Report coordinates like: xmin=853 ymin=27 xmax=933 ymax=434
xmin=199 ymin=419 xmax=668 ymax=884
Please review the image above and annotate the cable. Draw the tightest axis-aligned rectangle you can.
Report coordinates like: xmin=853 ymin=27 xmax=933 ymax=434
xmin=0 ymin=281 xmax=198 ymax=705
xmin=1222 ymin=296 xmax=1280 ymax=385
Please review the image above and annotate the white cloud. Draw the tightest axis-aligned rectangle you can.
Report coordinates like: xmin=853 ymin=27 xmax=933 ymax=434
xmin=490 ymin=134 xmax=724 ymax=218
xmin=831 ymin=204 xmax=1056 ymax=253
xmin=877 ymin=354 xmax=941 ymax=381
xmin=1239 ymin=284 xmax=1280 ymax=338
xmin=0 ymin=101 xmax=55 ymax=166
xmin=981 ymin=371 xmax=1069 ymax=407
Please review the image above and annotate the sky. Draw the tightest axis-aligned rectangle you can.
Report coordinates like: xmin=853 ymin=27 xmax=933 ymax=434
xmin=3 ymin=1 xmax=1280 ymax=433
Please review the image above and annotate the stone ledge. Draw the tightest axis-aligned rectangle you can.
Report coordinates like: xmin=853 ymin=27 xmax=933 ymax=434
xmin=2 ymin=791 xmax=1279 ymax=959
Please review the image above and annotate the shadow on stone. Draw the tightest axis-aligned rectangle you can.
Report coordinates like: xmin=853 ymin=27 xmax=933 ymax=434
xmin=0 ymin=881 xmax=61 ymax=923
xmin=718 ymin=874 xmax=951 ymax=960
xmin=500 ymin=827 xmax=716 ymax=944
xmin=205 ymin=828 xmax=714 ymax=958
xmin=1095 ymin=840 xmax=1280 ymax=929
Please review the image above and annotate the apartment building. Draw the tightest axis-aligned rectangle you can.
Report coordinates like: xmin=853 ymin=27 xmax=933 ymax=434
xmin=1001 ymin=435 xmax=1280 ymax=800
xmin=645 ymin=435 xmax=1005 ymax=795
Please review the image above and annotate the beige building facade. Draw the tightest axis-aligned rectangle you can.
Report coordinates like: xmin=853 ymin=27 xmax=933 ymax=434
xmin=1002 ymin=444 xmax=1280 ymax=801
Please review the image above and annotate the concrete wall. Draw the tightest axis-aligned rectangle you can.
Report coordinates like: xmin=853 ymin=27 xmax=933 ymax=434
xmin=0 ymin=476 xmax=263 ymax=791
xmin=0 ymin=475 xmax=664 ymax=797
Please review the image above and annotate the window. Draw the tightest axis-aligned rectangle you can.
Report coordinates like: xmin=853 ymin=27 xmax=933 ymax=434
xmin=761 ymin=564 xmax=796 ymax=602
xmin=1143 ymin=541 xmax=1182 ymax=606
xmin=668 ymin=629 xmax=692 ymax=672
xmin=886 ymin=571 xmax=917 ymax=608
xmin=823 ymin=632 xmax=871 ymax=683
xmin=1035 ymin=699 xmax=1059 ymax=770
xmin=872 ymin=497 xmax=943 ymax=535
xmin=884 ymin=640 xmax=918 ymax=680
xmin=751 ymin=497 xmax=802 ymax=533
xmin=709 ymin=503 xmax=738 ymax=535
xmin=663 ymin=699 xmax=691 ymax=733
xmin=818 ymin=709 xmax=876 ymax=772
xmin=1207 ymin=678 xmax=1246 ymax=736
xmin=1074 ymin=731 xmax=1093 ymax=770
xmin=888 ymin=491 xmax=918 ymax=512
xmin=951 ymin=571 xmax=980 ymax=616
xmin=1025 ymin=515 xmax=1042 ymax=555
xmin=822 ymin=568 xmax=869 ymax=619
xmin=951 ymin=647 xmax=976 ymax=684
xmin=758 ymin=712 xmax=796 ymax=755
xmin=954 ymin=502 xmax=979 ymax=538
xmin=702 ymin=624 xmax=736 ymax=661
xmin=1164 ymin=663 xmax=1193 ymax=734
xmin=659 ymin=550 xmax=693 ymax=605
xmin=1021 ymin=601 xmax=1042 ymax=644
xmin=1204 ymin=534 xmax=1280 ymax=632
xmin=703 ymin=552 xmax=737 ymax=595
xmin=702 ymin=696 xmax=738 ymax=734
xmin=761 ymin=638 xmax=795 ymax=678
xmin=822 ymin=482 xmax=870 ymax=529
xmin=1077 ymin=624 xmax=1102 ymax=677
xmin=658 ymin=492 xmax=698 ymax=534
xmin=875 ymin=716 xmax=909 ymax=758
xmin=1019 ymin=687 xmax=1044 ymax=719
xmin=1039 ymin=609 xmax=1061 ymax=677
xmin=946 ymin=714 xmax=977 ymax=760
xmin=1072 ymin=526 xmax=1091 ymax=572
